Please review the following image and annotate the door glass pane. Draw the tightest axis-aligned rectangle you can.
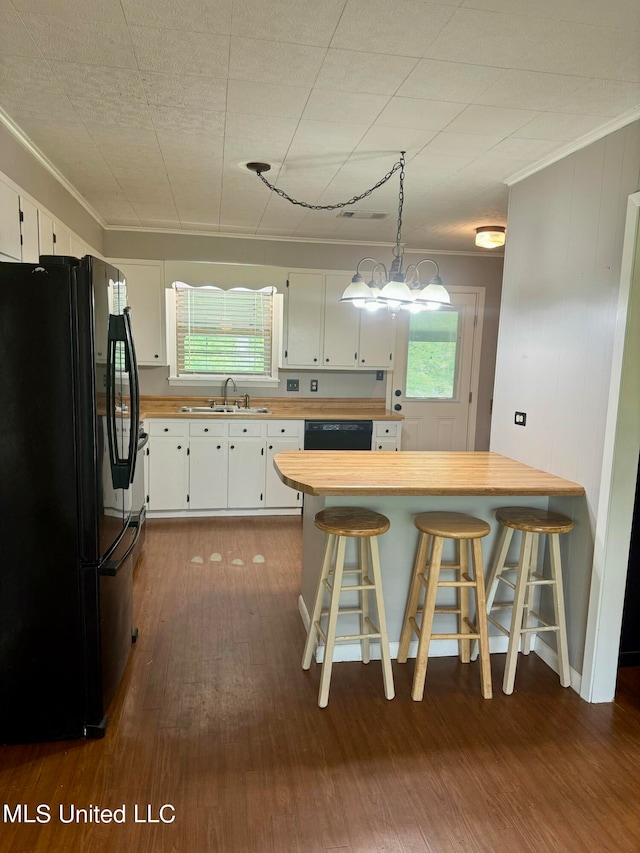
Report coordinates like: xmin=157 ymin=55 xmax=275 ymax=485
xmin=406 ymin=309 xmax=460 ymax=399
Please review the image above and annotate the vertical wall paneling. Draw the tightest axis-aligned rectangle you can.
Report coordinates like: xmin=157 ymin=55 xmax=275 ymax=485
xmin=491 ymin=121 xmax=640 ymax=688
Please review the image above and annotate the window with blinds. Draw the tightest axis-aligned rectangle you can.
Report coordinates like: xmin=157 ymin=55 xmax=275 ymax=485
xmin=174 ymin=284 xmax=276 ymax=377
xmin=111 ymin=278 xmax=127 ymax=314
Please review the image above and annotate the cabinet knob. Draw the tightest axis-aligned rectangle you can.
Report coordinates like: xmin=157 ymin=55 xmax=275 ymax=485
xmin=325 ymin=358 xmax=329 ymax=363
xmin=163 ymin=427 xmax=169 ymax=432
xmin=394 ymin=404 xmax=402 ymax=411
xmin=204 ymin=428 xmax=209 ymax=432
xmin=217 ymin=444 xmax=221 ymax=449
xmin=313 ymin=357 xmax=318 ymax=362
xmin=243 ymin=428 xmax=247 ymax=433
xmin=230 ymin=445 xmax=235 ymax=449
xmin=281 ymin=428 xmax=285 ymax=433
xmin=154 ymin=354 xmax=159 ymax=359
xmin=177 ymin=445 xmax=182 ymax=450
xmin=361 ymin=358 xmax=365 ymax=363
xmin=269 ymin=444 xmax=273 ymax=450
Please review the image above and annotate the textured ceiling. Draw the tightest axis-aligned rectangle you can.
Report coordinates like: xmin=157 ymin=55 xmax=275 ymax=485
xmin=1 ymin=0 xmax=639 ymax=252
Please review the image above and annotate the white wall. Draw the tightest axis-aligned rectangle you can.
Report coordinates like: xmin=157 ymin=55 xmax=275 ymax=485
xmin=490 ymin=120 xmax=640 ymax=674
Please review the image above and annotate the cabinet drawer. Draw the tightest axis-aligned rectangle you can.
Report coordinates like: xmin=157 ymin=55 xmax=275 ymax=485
xmin=189 ymin=421 xmax=225 ymax=437
xmin=266 ymin=420 xmax=302 ymax=437
xmin=148 ymin=420 xmax=188 ymax=437
xmin=375 ymin=422 xmax=398 ymax=437
xmin=228 ymin=421 xmax=265 ymax=437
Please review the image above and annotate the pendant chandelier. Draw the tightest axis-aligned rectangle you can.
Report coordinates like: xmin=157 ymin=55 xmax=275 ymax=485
xmin=245 ymin=152 xmax=450 ymax=314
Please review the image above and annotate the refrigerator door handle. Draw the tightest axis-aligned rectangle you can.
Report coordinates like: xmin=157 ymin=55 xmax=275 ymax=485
xmin=99 ymin=515 xmax=141 ymax=577
xmin=123 ymin=307 xmax=140 ymax=484
xmin=106 ymin=311 xmax=139 ymax=489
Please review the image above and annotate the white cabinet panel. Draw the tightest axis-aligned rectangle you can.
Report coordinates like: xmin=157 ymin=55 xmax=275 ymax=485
xmin=38 ymin=210 xmax=54 ymax=256
xmin=117 ymin=261 xmax=165 ymax=365
xmin=0 ymin=181 xmax=22 ymax=261
xmin=227 ymin=437 xmax=265 ymax=508
xmin=285 ymin=272 xmax=323 ymax=366
xmin=54 ymin=223 xmax=72 ymax=256
xmin=70 ymin=236 xmax=87 ymax=258
xmin=19 ymin=197 xmax=39 ymax=263
xmin=358 ymin=309 xmax=396 ymax=368
xmin=147 ymin=437 xmax=188 ymax=511
xmin=266 ymin=437 xmax=302 ymax=508
xmin=323 ymin=274 xmax=358 ymax=367
xmin=189 ymin=438 xmax=228 ymax=509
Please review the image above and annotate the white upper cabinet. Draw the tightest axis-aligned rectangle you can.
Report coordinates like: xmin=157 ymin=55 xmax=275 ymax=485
xmin=358 ymin=308 xmax=396 ymax=369
xmin=0 ymin=180 xmax=22 ymax=261
xmin=38 ymin=210 xmax=54 ymax=256
xmin=323 ymin=274 xmax=359 ymax=368
xmin=19 ymin=197 xmax=39 ymax=263
xmin=284 ymin=270 xmax=395 ymax=370
xmin=116 ymin=260 xmax=166 ymax=365
xmin=53 ymin=223 xmax=72 ymax=256
xmin=285 ymin=272 xmax=323 ymax=366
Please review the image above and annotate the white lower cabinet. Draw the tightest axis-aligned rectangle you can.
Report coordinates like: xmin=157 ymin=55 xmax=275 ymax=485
xmin=189 ymin=437 xmax=228 ymax=509
xmin=372 ymin=421 xmax=402 ymax=451
xmin=147 ymin=437 xmax=189 ymax=511
xmin=146 ymin=418 xmax=303 ymax=514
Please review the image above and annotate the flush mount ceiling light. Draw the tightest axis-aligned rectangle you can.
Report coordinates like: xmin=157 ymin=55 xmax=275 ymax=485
xmin=475 ymin=225 xmax=506 ymax=249
xmin=246 ymin=153 xmax=450 ymax=314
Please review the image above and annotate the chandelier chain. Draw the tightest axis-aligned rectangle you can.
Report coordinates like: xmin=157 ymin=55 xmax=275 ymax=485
xmin=253 ymin=157 xmax=404 ymax=211
xmin=393 ymin=152 xmax=405 ymax=262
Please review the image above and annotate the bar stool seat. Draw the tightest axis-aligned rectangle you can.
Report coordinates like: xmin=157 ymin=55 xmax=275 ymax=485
xmin=398 ymin=511 xmax=492 ymax=700
xmin=302 ymin=506 xmax=394 ymax=708
xmin=484 ymin=506 xmax=573 ymax=695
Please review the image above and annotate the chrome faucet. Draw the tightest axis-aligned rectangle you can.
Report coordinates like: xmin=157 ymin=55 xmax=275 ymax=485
xmin=222 ymin=377 xmax=237 ymax=406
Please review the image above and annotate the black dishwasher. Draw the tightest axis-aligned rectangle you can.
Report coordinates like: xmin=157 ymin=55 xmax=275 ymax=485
xmin=304 ymin=420 xmax=373 ymax=450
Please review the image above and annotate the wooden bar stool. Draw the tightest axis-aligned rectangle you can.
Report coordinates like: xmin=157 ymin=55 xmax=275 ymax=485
xmin=302 ymin=506 xmax=395 ymax=708
xmin=484 ymin=506 xmax=573 ymax=695
xmin=397 ymin=511 xmax=492 ymax=700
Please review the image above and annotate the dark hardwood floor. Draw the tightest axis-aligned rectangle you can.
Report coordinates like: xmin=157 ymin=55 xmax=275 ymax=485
xmin=1 ymin=516 xmax=640 ymax=852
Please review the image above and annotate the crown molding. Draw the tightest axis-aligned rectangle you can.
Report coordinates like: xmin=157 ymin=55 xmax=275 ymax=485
xmin=0 ymin=107 xmax=107 ymax=228
xmin=505 ymin=108 xmax=640 ymax=187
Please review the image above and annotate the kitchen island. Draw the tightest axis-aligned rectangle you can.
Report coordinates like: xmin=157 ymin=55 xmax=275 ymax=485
xmin=274 ymin=450 xmax=585 ymax=663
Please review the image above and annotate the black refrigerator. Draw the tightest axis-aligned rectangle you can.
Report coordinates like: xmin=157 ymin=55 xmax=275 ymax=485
xmin=0 ymin=255 xmax=142 ymax=743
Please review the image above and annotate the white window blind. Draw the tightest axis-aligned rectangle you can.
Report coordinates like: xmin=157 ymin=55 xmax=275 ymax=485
xmin=111 ymin=278 xmax=127 ymax=314
xmin=175 ymin=284 xmax=275 ymax=377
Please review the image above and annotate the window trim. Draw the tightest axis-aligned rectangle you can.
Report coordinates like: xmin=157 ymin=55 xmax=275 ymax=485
xmin=166 ymin=282 xmax=283 ymax=386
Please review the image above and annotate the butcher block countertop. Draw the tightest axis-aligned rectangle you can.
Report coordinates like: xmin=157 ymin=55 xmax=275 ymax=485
xmin=140 ymin=396 xmax=402 ymax=421
xmin=273 ymin=451 xmax=585 ymax=497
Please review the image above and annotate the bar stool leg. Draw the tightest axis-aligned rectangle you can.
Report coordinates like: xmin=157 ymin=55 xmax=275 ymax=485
xmin=503 ymin=531 xmax=534 ymax=695
xmin=549 ymin=533 xmax=571 ymax=687
xmin=522 ymin=535 xmax=539 ymax=655
xmin=397 ymin=532 xmax=430 ymax=664
xmin=472 ymin=538 xmax=492 ymax=699
xmin=318 ymin=536 xmax=347 ymax=708
xmin=485 ymin=524 xmax=514 ymax=612
xmin=359 ymin=538 xmax=371 ymax=665
xmin=458 ymin=539 xmax=471 ymax=664
xmin=302 ymin=534 xmax=335 ymax=670
xmin=368 ymin=536 xmax=394 ymax=700
xmin=411 ymin=536 xmax=444 ymax=701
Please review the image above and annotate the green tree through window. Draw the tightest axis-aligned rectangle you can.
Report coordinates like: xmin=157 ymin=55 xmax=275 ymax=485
xmin=406 ymin=309 xmax=459 ymax=399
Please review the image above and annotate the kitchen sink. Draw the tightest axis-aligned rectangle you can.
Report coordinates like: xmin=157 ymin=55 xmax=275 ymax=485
xmin=179 ymin=406 xmax=271 ymax=414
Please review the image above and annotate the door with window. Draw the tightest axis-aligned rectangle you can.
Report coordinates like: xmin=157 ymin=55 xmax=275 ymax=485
xmin=393 ymin=289 xmax=483 ymax=451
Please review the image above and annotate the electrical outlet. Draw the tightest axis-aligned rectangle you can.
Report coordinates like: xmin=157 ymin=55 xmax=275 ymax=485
xmin=286 ymin=379 xmax=299 ymax=391
xmin=376 ymin=370 xmax=384 ymax=381
xmin=310 ymin=379 xmax=318 ymax=392
xmin=514 ymin=411 xmax=527 ymax=426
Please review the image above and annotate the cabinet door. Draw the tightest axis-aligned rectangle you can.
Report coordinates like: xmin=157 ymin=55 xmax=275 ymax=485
xmin=265 ymin=437 xmax=302 ymax=508
xmin=227 ymin=438 xmax=265 ymax=508
xmin=358 ymin=309 xmax=396 ymax=369
xmin=0 ymin=181 xmax=22 ymax=261
xmin=323 ymin=274 xmax=359 ymax=367
xmin=189 ymin=438 xmax=228 ymax=509
xmin=54 ymin=223 xmax=72 ymax=256
xmin=117 ymin=262 xmax=165 ymax=365
xmin=19 ymin=197 xmax=39 ymax=263
xmin=285 ymin=272 xmax=323 ymax=366
xmin=38 ymin=210 xmax=55 ymax=256
xmin=147 ymin=438 xmax=188 ymax=511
